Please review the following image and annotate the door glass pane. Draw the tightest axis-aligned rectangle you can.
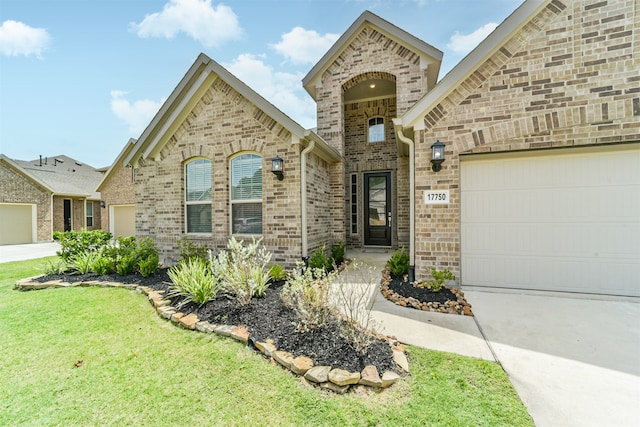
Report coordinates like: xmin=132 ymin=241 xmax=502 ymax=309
xmin=368 ymin=176 xmax=386 ymax=226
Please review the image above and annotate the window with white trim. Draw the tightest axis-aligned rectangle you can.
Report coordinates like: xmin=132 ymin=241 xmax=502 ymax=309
xmin=185 ymin=159 xmax=212 ymax=233
xmin=368 ymin=117 xmax=384 ymax=142
xmin=350 ymin=174 xmax=358 ymax=235
xmin=86 ymin=201 xmax=93 ymax=227
xmin=230 ymin=153 xmax=262 ymax=235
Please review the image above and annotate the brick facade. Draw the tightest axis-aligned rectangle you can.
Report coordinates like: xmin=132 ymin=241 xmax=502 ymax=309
xmin=99 ymin=161 xmax=135 ymax=232
xmin=412 ymin=0 xmax=640 ymax=279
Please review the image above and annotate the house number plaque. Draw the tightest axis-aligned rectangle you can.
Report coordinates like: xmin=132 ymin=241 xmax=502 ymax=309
xmin=424 ymin=190 xmax=450 ymax=205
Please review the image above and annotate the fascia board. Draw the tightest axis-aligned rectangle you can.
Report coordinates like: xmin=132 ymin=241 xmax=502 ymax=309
xmin=304 ymin=130 xmax=342 ymax=163
xmin=96 ymin=138 xmax=136 ymax=191
xmin=400 ymin=0 xmax=549 ymax=129
xmin=0 ymin=154 xmax=55 ymax=193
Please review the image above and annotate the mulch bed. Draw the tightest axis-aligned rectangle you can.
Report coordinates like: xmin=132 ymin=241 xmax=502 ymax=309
xmin=35 ymin=268 xmax=397 ymax=374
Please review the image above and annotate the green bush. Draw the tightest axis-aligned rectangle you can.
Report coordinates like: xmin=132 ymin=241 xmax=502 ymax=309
xmin=268 ymin=264 xmax=287 ymax=281
xmin=92 ymin=255 xmax=115 ymax=275
xmin=387 ymin=247 xmax=410 ymax=277
xmin=280 ymin=263 xmax=336 ymax=330
xmin=178 ymin=237 xmax=209 ymax=264
xmin=68 ymin=251 xmax=99 ymax=275
xmin=41 ymin=258 xmax=68 ymax=275
xmin=330 ymin=242 xmax=345 ymax=267
xmin=138 ymin=254 xmax=159 ymax=277
xmin=168 ymin=258 xmax=221 ymax=307
xmin=308 ymin=244 xmax=330 ymax=271
xmin=425 ymin=267 xmax=455 ymax=292
xmin=55 ymin=229 xmax=111 ymax=262
xmin=117 ymin=253 xmax=138 ymax=275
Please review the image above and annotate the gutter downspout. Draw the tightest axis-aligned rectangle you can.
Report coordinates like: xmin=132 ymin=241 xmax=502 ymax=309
xmin=393 ymin=119 xmax=415 ymax=282
xmin=300 ymin=140 xmax=315 ymax=261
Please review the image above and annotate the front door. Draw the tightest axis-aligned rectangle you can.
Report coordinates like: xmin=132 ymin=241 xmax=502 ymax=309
xmin=63 ymin=199 xmax=72 ymax=232
xmin=364 ymin=172 xmax=391 ymax=246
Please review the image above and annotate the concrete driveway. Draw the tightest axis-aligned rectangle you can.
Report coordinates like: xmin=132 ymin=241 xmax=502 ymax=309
xmin=464 ymin=288 xmax=640 ymax=427
xmin=0 ymin=242 xmax=60 ymax=263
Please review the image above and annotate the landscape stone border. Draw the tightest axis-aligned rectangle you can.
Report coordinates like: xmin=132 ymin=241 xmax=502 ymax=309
xmin=380 ymin=268 xmax=474 ymax=316
xmin=15 ymin=275 xmax=407 ymax=394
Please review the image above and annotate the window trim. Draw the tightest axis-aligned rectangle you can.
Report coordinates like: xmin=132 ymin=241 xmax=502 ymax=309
xmin=86 ymin=201 xmax=93 ymax=227
xmin=184 ymin=157 xmax=212 ymax=235
xmin=229 ymin=152 xmax=263 ymax=236
xmin=350 ymin=173 xmax=358 ymax=235
xmin=367 ymin=116 xmax=385 ymax=143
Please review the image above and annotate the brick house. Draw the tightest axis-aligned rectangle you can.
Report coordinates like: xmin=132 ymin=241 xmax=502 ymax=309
xmin=0 ymin=154 xmax=104 ymax=244
xmin=123 ymin=0 xmax=638 ymax=296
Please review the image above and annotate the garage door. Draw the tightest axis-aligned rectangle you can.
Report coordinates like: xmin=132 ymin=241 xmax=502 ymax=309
xmin=111 ymin=205 xmax=135 ymax=238
xmin=461 ymin=144 xmax=640 ymax=297
xmin=0 ymin=203 xmax=36 ymax=245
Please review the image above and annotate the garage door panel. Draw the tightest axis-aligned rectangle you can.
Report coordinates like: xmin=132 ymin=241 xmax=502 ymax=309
xmin=0 ymin=204 xmax=35 ymax=245
xmin=461 ymin=145 xmax=640 ymax=297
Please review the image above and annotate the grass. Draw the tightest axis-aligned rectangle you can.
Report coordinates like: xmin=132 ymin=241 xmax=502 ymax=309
xmin=1 ymin=257 xmax=534 ymax=426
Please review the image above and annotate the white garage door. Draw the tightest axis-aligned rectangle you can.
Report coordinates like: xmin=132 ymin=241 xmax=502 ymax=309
xmin=461 ymin=144 xmax=640 ymax=297
xmin=0 ymin=203 xmax=36 ymax=245
xmin=110 ymin=205 xmax=136 ymax=238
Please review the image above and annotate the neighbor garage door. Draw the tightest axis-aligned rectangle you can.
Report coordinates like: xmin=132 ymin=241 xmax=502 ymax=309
xmin=460 ymin=144 xmax=640 ymax=297
xmin=111 ymin=205 xmax=135 ymax=238
xmin=0 ymin=203 xmax=36 ymax=245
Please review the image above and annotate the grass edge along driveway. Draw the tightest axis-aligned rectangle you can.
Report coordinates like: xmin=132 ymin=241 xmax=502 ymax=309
xmin=0 ymin=257 xmax=533 ymax=426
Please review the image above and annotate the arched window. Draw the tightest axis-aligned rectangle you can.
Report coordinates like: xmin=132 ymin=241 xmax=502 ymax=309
xmin=368 ymin=117 xmax=384 ymax=142
xmin=230 ymin=153 xmax=262 ymax=235
xmin=185 ymin=158 xmax=212 ymax=233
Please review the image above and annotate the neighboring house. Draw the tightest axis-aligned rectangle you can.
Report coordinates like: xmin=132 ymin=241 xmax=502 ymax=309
xmin=0 ymin=154 xmax=104 ymax=244
xmin=121 ymin=0 xmax=638 ymax=296
xmin=96 ymin=139 xmax=137 ymax=238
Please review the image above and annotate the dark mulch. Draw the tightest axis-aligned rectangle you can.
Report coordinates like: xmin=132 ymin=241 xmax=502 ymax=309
xmin=387 ymin=275 xmax=457 ymax=304
xmin=35 ymin=268 xmax=396 ymax=374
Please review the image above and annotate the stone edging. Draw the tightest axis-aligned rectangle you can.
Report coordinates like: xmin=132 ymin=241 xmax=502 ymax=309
xmin=380 ymin=268 xmax=474 ymax=316
xmin=15 ymin=275 xmax=407 ymax=394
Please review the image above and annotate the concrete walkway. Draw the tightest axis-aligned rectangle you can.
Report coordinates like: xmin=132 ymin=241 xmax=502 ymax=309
xmin=0 ymin=242 xmax=60 ymax=263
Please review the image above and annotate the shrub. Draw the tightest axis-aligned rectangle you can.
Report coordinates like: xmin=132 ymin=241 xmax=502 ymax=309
xmin=92 ymin=255 xmax=115 ymax=275
xmin=68 ymin=251 xmax=99 ymax=274
xmin=425 ymin=267 xmax=455 ymax=292
xmin=308 ymin=244 xmax=330 ymax=271
xmin=55 ymin=229 xmax=111 ymax=262
xmin=330 ymin=242 xmax=346 ymax=267
xmin=268 ymin=264 xmax=287 ymax=281
xmin=138 ymin=254 xmax=159 ymax=277
xmin=280 ymin=263 xmax=336 ymax=330
xmin=216 ymin=237 xmax=272 ymax=305
xmin=168 ymin=258 xmax=221 ymax=307
xmin=387 ymin=247 xmax=410 ymax=277
xmin=42 ymin=258 xmax=68 ymax=275
xmin=178 ymin=237 xmax=209 ymax=264
xmin=117 ymin=253 xmax=138 ymax=275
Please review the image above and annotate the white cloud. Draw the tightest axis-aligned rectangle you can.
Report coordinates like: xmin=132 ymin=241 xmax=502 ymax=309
xmin=110 ymin=90 xmax=165 ymax=135
xmin=271 ymin=27 xmax=339 ymax=65
xmin=0 ymin=20 xmax=51 ymax=58
xmin=130 ymin=0 xmax=242 ymax=47
xmin=225 ymin=54 xmax=316 ymax=129
xmin=447 ymin=22 xmax=498 ymax=55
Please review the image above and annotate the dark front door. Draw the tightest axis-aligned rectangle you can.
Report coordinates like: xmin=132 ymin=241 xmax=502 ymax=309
xmin=63 ymin=199 xmax=72 ymax=232
xmin=364 ymin=172 xmax=391 ymax=246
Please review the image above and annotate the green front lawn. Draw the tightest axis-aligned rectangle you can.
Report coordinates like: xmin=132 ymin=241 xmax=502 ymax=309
xmin=0 ymin=257 xmax=533 ymax=426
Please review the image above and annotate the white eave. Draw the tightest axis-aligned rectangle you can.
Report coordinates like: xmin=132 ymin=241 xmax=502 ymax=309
xmin=96 ymin=138 xmax=136 ymax=192
xmin=399 ymin=0 xmax=550 ymax=130
xmin=302 ymin=10 xmax=443 ymax=101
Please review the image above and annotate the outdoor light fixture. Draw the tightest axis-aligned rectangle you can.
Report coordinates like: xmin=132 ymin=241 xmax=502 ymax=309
xmin=430 ymin=140 xmax=445 ymax=172
xmin=271 ymin=155 xmax=284 ymax=180
xmin=100 ymin=201 xmax=106 ymax=208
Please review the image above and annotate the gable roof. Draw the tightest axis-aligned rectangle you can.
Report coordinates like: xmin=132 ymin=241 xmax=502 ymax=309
xmin=1 ymin=154 xmax=102 ymax=198
xmin=398 ymin=0 xmax=551 ymax=129
xmin=302 ymin=10 xmax=443 ymax=101
xmin=96 ymin=138 xmax=136 ymax=192
xmin=124 ymin=53 xmax=340 ymax=167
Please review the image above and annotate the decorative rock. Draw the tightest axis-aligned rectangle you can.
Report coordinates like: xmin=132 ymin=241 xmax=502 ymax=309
xmin=153 ymin=298 xmax=170 ymax=309
xmin=328 ymin=369 xmax=360 ymax=386
xmin=195 ymin=321 xmax=215 ymax=333
xmin=272 ymin=350 xmax=294 ymax=369
xmin=304 ymin=366 xmax=331 ymax=383
xmin=178 ymin=313 xmax=199 ymax=329
xmin=359 ymin=365 xmax=382 ymax=387
xmin=213 ymin=325 xmax=234 ymax=337
xmin=170 ymin=312 xmax=184 ymax=324
xmin=321 ymin=382 xmax=350 ymax=394
xmin=381 ymin=371 xmax=401 ymax=388
xmin=158 ymin=306 xmax=176 ymax=319
xmin=463 ymin=306 xmax=473 ymax=316
xmin=393 ymin=349 xmax=410 ymax=373
xmin=255 ymin=339 xmax=277 ymax=357
xmin=230 ymin=325 xmax=249 ymax=344
xmin=290 ymin=355 xmax=313 ymax=375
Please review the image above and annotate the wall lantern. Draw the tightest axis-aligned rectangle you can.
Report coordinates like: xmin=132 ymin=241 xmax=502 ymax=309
xmin=271 ymin=155 xmax=284 ymax=180
xmin=430 ymin=140 xmax=445 ymax=172
xmin=100 ymin=200 xmax=106 ymax=208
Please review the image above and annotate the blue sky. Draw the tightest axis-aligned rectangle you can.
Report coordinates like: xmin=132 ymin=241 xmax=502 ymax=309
xmin=0 ymin=0 xmax=522 ymax=168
